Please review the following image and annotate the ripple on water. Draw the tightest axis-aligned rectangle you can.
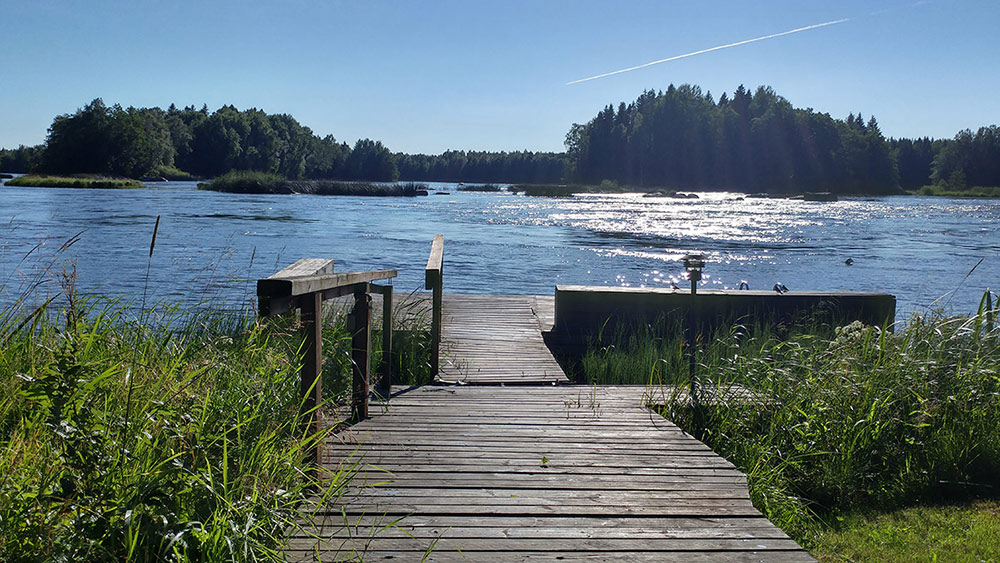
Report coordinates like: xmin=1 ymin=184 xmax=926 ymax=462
xmin=0 ymin=184 xmax=998 ymax=320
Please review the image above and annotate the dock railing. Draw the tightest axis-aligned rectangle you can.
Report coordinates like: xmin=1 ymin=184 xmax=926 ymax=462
xmin=425 ymin=234 xmax=443 ymax=377
xmin=257 ymin=258 xmax=396 ymax=466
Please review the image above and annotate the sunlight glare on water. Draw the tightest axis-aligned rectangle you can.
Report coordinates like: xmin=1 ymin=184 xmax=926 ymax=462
xmin=0 ymin=180 xmax=998 ymax=320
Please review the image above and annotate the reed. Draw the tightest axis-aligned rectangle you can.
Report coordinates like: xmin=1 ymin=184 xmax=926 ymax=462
xmin=0 ymin=274 xmax=444 ymax=559
xmin=199 ymin=171 xmax=430 ymax=197
xmin=580 ymin=297 xmax=1000 ymax=545
xmin=457 ymin=184 xmax=503 ymax=192
xmin=0 ymin=292 xmax=359 ymax=560
xmin=198 ymin=170 xmax=289 ymax=194
xmin=6 ymin=175 xmax=144 ymax=189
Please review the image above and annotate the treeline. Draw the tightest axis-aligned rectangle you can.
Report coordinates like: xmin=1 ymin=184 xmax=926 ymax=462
xmin=566 ymin=84 xmax=1000 ymax=193
xmin=3 ymin=91 xmax=1000 ymax=192
xmin=567 ymin=84 xmax=896 ymax=193
xmin=396 ymin=151 xmax=566 ymax=184
xmin=1 ymin=99 xmax=398 ymax=181
xmin=0 ymin=99 xmax=565 ymax=184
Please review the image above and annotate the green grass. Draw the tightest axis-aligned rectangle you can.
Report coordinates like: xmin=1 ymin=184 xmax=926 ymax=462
xmin=146 ymin=164 xmax=196 ymax=181
xmin=457 ymin=183 xmax=503 ymax=192
xmin=0 ymin=282 xmax=431 ymax=560
xmin=578 ymin=294 xmax=1000 ymax=551
xmin=911 ymin=184 xmax=1000 ymax=198
xmin=199 ymin=171 xmax=430 ymax=197
xmin=198 ymin=170 xmax=290 ymax=194
xmin=511 ymin=180 xmax=701 ymax=197
xmin=6 ymin=175 xmax=144 ymax=189
xmin=812 ymin=499 xmax=1000 ymax=562
xmin=288 ymin=180 xmax=428 ymax=197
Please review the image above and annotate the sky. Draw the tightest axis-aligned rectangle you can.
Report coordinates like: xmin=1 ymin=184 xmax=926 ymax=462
xmin=2 ymin=0 xmax=998 ymax=154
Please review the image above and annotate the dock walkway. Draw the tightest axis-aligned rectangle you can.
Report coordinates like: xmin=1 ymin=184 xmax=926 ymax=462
xmin=289 ymin=294 xmax=812 ymax=561
xmin=437 ymin=294 xmax=567 ymax=384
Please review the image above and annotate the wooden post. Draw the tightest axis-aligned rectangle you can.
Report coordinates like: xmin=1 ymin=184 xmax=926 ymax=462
xmin=299 ymin=292 xmax=323 ymax=465
xmin=426 ymin=234 xmax=444 ymax=377
xmin=431 ymin=277 xmax=442 ymax=377
xmin=379 ymin=285 xmax=393 ymax=397
xmin=349 ymin=287 xmax=372 ymax=421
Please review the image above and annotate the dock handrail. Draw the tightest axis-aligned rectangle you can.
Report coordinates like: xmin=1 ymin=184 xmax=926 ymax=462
xmin=425 ymin=234 xmax=443 ymax=377
xmin=257 ymin=258 xmax=396 ymax=466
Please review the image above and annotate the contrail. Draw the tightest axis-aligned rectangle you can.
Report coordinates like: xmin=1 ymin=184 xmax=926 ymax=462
xmin=567 ymin=18 xmax=850 ymax=85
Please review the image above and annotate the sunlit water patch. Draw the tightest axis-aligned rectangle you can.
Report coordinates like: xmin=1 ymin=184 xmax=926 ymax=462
xmin=0 ymin=180 xmax=997 ymax=320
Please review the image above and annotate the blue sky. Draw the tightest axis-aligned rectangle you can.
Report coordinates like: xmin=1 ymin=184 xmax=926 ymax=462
xmin=3 ymin=0 xmax=998 ymax=153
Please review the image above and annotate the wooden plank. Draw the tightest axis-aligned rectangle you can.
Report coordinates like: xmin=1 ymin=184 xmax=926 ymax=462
xmin=437 ymin=294 xmax=568 ymax=384
xmin=299 ymin=292 xmax=323 ymax=467
xmin=288 ymin=386 xmax=812 ymax=561
xmin=267 ymin=257 xmax=334 ymax=279
xmin=287 ymin=537 xmax=807 ymax=552
xmin=300 ymin=523 xmax=789 ymax=539
xmin=286 ymin=550 xmax=815 ymax=563
xmin=349 ymin=289 xmax=371 ymax=421
xmin=424 ymin=233 xmax=443 ymax=288
xmin=370 ymin=284 xmax=393 ymax=395
xmin=257 ymin=269 xmax=396 ymax=298
xmin=298 ymin=515 xmax=783 ymax=530
xmin=426 ymin=235 xmax=443 ymax=376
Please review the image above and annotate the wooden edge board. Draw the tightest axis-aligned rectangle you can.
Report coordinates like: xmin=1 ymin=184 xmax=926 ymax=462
xmin=258 ymin=269 xmax=397 ymax=298
xmin=267 ymin=258 xmax=334 ymax=279
xmin=425 ymin=234 xmax=443 ymax=289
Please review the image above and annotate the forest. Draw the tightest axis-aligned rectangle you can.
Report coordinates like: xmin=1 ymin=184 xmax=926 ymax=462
xmin=566 ymin=84 xmax=1000 ymax=193
xmin=2 ymin=86 xmax=999 ymax=193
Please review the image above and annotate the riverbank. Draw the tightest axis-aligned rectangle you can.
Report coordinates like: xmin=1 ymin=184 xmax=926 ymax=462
xmin=573 ymin=293 xmax=1000 ymax=556
xmin=5 ymin=174 xmax=144 ymax=189
xmin=911 ymin=184 xmax=1000 ymax=198
xmin=0 ymin=290 xmax=431 ymax=560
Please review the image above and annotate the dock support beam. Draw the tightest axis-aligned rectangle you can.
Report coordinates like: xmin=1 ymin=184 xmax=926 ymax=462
xmin=349 ymin=288 xmax=372 ymax=421
xmin=370 ymin=284 xmax=393 ymax=398
xmin=299 ymin=292 xmax=324 ymax=466
xmin=426 ymin=234 xmax=444 ymax=377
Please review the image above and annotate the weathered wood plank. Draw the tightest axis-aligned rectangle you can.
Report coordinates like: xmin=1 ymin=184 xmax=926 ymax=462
xmin=287 ymin=537 xmax=807 ymax=552
xmin=297 ymin=524 xmax=790 ymax=540
xmin=286 ymin=550 xmax=815 ymax=563
xmin=424 ymin=233 xmax=443 ymax=288
xmin=426 ymin=235 xmax=444 ymax=377
xmin=257 ymin=269 xmax=397 ymax=298
xmin=267 ymin=257 xmax=334 ymax=279
xmin=438 ymin=294 xmax=568 ymax=384
xmin=289 ymin=386 xmax=812 ymax=561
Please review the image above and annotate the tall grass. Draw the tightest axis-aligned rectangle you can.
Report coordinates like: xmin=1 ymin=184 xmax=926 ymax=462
xmin=198 ymin=171 xmax=289 ymax=194
xmin=0 ymin=284 xmax=412 ymax=560
xmin=6 ymin=175 xmax=144 ymax=189
xmin=198 ymin=171 xmax=430 ymax=197
xmin=581 ymin=296 xmax=1000 ymax=544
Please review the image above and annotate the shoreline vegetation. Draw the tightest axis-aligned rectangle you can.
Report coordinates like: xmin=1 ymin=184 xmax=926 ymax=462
xmin=3 ymin=85 xmax=999 ymax=197
xmin=909 ymin=184 xmax=1000 ymax=198
xmin=572 ymin=292 xmax=1000 ymax=558
xmin=5 ymin=174 xmax=144 ymax=189
xmin=1 ymin=288 xmax=433 ymax=560
xmin=198 ymin=171 xmax=430 ymax=196
xmin=6 ymin=170 xmax=1000 ymax=201
xmin=0 ymin=222 xmax=434 ymax=560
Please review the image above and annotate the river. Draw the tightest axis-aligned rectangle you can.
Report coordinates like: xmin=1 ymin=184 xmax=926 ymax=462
xmin=1 ymin=180 xmax=997 ymax=321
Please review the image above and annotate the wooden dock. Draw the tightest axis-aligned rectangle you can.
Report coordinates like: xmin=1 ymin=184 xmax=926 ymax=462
xmin=438 ymin=294 xmax=567 ymax=384
xmin=285 ymin=294 xmax=813 ymax=562
xmin=289 ymin=385 xmax=810 ymax=561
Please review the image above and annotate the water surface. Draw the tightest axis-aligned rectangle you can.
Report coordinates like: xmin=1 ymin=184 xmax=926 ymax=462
xmin=1 ymin=180 xmax=997 ymax=320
